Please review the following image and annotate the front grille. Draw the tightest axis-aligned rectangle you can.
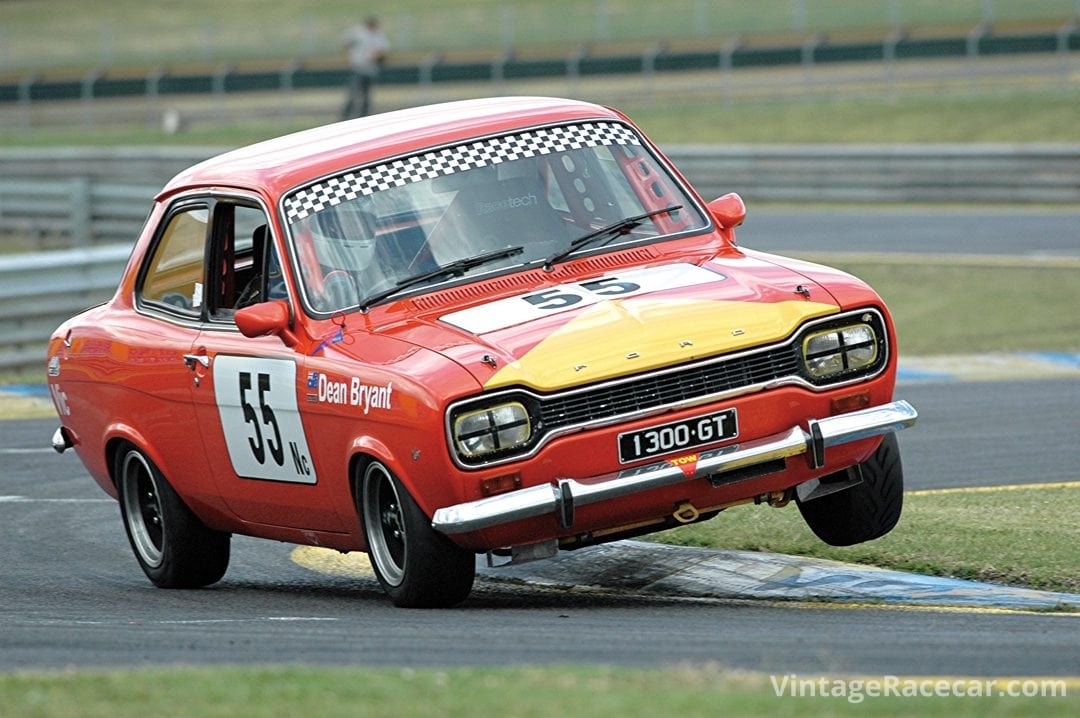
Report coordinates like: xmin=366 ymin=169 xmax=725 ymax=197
xmin=539 ymin=344 xmax=801 ymax=429
xmin=447 ymin=308 xmax=888 ymax=468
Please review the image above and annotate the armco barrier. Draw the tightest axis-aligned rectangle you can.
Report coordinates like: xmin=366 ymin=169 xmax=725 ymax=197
xmin=0 ymin=178 xmax=154 ymax=248
xmin=1 ymin=144 xmax=1079 ymax=374
xmin=1 ymin=145 xmax=1078 ymax=249
xmin=669 ymin=144 xmax=1080 ymax=203
xmin=0 ymin=245 xmax=130 ymax=374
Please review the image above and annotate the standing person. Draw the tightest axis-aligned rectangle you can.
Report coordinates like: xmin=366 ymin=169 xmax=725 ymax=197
xmin=341 ymin=16 xmax=390 ymax=120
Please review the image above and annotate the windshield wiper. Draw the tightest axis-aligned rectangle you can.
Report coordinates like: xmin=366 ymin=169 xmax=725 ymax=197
xmin=543 ymin=205 xmax=683 ymax=271
xmin=358 ymin=245 xmax=524 ymax=311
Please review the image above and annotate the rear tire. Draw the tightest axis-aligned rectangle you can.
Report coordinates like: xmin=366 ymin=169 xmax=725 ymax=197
xmin=115 ymin=445 xmax=230 ymax=588
xmin=359 ymin=461 xmax=474 ymax=608
xmin=796 ymin=433 xmax=904 ymax=547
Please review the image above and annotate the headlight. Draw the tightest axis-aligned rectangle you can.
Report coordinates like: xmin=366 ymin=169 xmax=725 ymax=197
xmin=453 ymin=402 xmax=532 ymax=458
xmin=803 ymin=323 xmax=878 ymax=379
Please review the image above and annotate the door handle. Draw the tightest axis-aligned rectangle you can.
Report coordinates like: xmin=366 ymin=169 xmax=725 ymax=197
xmin=183 ymin=354 xmax=210 ymax=369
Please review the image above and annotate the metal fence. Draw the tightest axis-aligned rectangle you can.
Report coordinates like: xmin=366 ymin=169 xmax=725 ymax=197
xmin=0 ymin=244 xmax=130 ymax=374
xmin=0 ymin=179 xmax=153 ymax=248
xmin=1 ymin=144 xmax=1078 ymax=251
xmin=4 ymin=0 xmax=1077 ymax=72
xmin=5 ymin=23 xmax=1078 ymax=109
xmin=670 ymin=144 xmax=1080 ymax=203
xmin=2 ymin=143 xmax=1079 ymax=374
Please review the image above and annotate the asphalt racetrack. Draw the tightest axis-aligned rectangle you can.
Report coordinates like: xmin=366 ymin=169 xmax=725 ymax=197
xmin=1 ymin=208 xmax=1078 ymax=675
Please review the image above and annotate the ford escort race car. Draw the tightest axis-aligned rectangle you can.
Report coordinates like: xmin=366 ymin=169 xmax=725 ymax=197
xmin=47 ymin=96 xmax=917 ymax=607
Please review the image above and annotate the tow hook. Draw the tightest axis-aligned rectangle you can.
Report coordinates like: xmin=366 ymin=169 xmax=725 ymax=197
xmin=672 ymin=501 xmax=700 ymax=524
xmin=754 ymin=491 xmax=791 ymax=508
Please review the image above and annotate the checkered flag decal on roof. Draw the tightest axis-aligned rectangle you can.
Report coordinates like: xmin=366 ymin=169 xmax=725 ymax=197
xmin=283 ymin=122 xmax=641 ymax=223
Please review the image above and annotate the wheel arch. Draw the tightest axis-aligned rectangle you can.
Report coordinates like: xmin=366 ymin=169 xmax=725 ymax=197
xmin=103 ymin=425 xmax=168 ymax=493
xmin=346 ymin=435 xmax=433 ymax=519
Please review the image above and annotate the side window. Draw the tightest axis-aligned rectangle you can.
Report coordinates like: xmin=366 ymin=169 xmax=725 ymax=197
xmin=207 ymin=203 xmax=280 ymax=321
xmin=140 ymin=207 xmax=209 ymax=315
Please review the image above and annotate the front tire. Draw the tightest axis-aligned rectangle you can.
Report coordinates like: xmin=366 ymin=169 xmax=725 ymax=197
xmin=359 ymin=461 xmax=474 ymax=608
xmin=115 ymin=445 xmax=230 ymax=588
xmin=796 ymin=433 xmax=904 ymax=546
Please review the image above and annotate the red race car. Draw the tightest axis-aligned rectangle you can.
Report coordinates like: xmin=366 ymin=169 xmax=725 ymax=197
xmin=47 ymin=97 xmax=916 ymax=607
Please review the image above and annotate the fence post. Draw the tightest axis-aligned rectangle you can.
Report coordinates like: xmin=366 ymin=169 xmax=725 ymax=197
xmin=69 ymin=178 xmax=92 ymax=247
xmin=81 ymin=70 xmax=100 ymax=130
xmin=642 ymin=42 xmax=661 ymax=106
xmin=719 ymin=38 xmax=740 ymax=105
xmin=801 ymin=33 xmax=821 ymax=95
xmin=1058 ymin=19 xmax=1078 ymax=90
xmin=566 ymin=46 xmax=585 ymax=97
xmin=966 ymin=22 xmax=988 ymax=90
xmin=280 ymin=61 xmax=298 ymax=123
xmin=212 ymin=64 xmax=231 ymax=124
xmin=17 ymin=74 xmax=35 ymax=130
xmin=419 ymin=53 xmax=438 ymax=106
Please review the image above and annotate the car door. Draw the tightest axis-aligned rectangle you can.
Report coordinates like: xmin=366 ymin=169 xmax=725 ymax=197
xmin=118 ymin=201 xmax=225 ymax=510
xmin=185 ymin=197 xmax=348 ymax=532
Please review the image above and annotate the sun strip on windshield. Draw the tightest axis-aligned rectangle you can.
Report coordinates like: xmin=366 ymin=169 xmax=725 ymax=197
xmin=282 ymin=122 xmax=641 ymax=224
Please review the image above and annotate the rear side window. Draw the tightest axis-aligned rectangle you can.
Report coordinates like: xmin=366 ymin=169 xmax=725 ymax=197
xmin=140 ymin=207 xmax=209 ymax=316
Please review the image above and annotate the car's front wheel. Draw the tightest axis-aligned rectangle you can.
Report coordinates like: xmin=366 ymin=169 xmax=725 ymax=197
xmin=359 ymin=461 xmax=475 ymax=608
xmin=115 ymin=444 xmax=230 ymax=588
xmin=796 ymin=433 xmax=904 ymax=546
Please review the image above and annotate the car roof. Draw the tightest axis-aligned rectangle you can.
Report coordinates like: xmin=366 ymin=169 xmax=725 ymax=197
xmin=159 ymin=96 xmax=628 ymax=202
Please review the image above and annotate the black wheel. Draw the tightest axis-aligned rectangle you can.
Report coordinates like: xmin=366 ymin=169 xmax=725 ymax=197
xmin=796 ymin=433 xmax=904 ymax=547
xmin=115 ymin=445 xmax=230 ymax=588
xmin=359 ymin=461 xmax=475 ymax=608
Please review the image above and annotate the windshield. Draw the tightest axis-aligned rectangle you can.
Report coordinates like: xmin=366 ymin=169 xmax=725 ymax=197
xmin=282 ymin=121 xmax=709 ymax=314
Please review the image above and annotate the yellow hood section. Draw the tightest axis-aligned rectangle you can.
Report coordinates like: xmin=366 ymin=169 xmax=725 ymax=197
xmin=483 ymin=297 xmax=837 ymax=391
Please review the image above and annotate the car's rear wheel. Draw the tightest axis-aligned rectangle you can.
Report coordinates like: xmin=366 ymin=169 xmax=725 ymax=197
xmin=115 ymin=444 xmax=230 ymax=588
xmin=796 ymin=433 xmax=904 ymax=546
xmin=359 ymin=461 xmax=475 ymax=608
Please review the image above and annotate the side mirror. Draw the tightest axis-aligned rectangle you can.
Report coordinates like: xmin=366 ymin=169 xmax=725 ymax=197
xmin=707 ymin=192 xmax=746 ymax=230
xmin=234 ymin=300 xmax=299 ymax=348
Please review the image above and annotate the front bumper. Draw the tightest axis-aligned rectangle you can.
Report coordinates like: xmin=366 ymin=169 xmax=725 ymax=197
xmin=431 ymin=399 xmax=917 ymax=534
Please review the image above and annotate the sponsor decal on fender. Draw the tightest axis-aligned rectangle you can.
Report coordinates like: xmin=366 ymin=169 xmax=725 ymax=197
xmin=313 ymin=372 xmax=394 ymax=414
xmin=310 ymin=327 xmax=346 ymax=356
xmin=49 ymin=384 xmax=71 ymax=416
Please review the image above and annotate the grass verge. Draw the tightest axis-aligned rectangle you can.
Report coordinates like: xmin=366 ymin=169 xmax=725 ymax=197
xmin=0 ymin=666 xmax=1075 ymax=717
xmin=630 ymin=91 xmax=1080 ymax=145
xmin=4 ymin=88 xmax=1079 ymax=147
xmin=651 ymin=483 xmax=1080 ymax=596
xmin=799 ymin=257 xmax=1080 ymax=356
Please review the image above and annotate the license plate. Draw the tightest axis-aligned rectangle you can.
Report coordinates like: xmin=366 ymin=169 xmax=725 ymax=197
xmin=617 ymin=409 xmax=738 ymax=463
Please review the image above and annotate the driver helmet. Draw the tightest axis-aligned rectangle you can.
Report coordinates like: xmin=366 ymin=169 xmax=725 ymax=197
xmin=306 ymin=202 xmax=377 ymax=272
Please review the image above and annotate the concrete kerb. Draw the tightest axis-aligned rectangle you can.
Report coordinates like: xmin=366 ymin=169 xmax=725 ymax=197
xmin=477 ymin=539 xmax=1080 ymax=611
xmin=290 ymin=535 xmax=1080 ymax=612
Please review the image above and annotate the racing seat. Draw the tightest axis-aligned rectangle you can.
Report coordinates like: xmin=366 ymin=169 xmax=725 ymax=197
xmin=236 ymin=224 xmax=289 ymax=310
xmin=235 ymin=224 xmax=268 ymax=309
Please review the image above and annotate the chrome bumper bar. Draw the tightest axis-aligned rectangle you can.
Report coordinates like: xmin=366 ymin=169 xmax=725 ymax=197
xmin=431 ymin=400 xmax=917 ymax=535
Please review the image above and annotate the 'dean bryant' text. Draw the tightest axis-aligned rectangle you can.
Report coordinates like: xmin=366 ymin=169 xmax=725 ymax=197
xmin=317 ymin=374 xmax=393 ymax=414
